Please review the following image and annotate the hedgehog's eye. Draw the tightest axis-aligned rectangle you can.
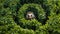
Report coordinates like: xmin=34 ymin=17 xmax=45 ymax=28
xmin=28 ymin=15 xmax=29 ymax=17
xmin=31 ymin=15 xmax=32 ymax=17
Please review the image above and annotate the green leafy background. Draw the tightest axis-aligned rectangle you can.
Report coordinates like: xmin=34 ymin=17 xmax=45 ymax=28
xmin=0 ymin=0 xmax=60 ymax=34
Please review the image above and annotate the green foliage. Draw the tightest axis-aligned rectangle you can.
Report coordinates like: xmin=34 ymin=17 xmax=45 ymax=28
xmin=18 ymin=3 xmax=46 ymax=24
xmin=0 ymin=0 xmax=60 ymax=34
xmin=46 ymin=14 xmax=60 ymax=34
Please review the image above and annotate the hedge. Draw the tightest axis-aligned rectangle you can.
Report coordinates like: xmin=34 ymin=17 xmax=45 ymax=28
xmin=0 ymin=0 xmax=60 ymax=34
xmin=18 ymin=3 xmax=46 ymax=23
xmin=46 ymin=14 xmax=60 ymax=34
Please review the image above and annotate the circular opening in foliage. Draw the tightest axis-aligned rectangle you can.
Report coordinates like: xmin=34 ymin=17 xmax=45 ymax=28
xmin=17 ymin=3 xmax=46 ymax=30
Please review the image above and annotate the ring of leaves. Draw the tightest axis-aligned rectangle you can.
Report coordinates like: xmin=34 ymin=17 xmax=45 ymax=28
xmin=17 ymin=3 xmax=46 ymax=30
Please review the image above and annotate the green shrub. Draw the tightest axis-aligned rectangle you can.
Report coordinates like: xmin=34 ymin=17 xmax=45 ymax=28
xmin=0 ymin=0 xmax=60 ymax=34
xmin=46 ymin=14 xmax=60 ymax=34
xmin=18 ymin=3 xmax=46 ymax=23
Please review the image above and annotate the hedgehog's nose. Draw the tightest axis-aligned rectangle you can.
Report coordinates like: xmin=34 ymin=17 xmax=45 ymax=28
xmin=28 ymin=15 xmax=32 ymax=18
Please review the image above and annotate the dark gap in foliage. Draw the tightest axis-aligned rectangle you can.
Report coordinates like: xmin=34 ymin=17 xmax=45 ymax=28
xmin=3 ymin=0 xmax=10 ymax=8
xmin=0 ymin=24 xmax=3 ymax=26
xmin=7 ymin=26 xmax=14 ymax=31
xmin=13 ymin=15 xmax=19 ymax=25
xmin=31 ymin=26 xmax=36 ymax=31
xmin=48 ymin=30 xmax=60 ymax=34
xmin=48 ymin=30 xmax=53 ymax=34
xmin=41 ymin=3 xmax=49 ymax=25
xmin=3 ymin=3 xmax=9 ymax=8
xmin=19 ymin=23 xmax=36 ymax=31
xmin=53 ymin=1 xmax=58 ymax=6
xmin=52 ymin=31 xmax=60 ymax=34
xmin=20 ymin=0 xmax=43 ymax=5
xmin=11 ymin=0 xmax=21 ymax=25
xmin=16 ymin=3 xmax=21 ymax=14
xmin=56 ymin=9 xmax=60 ymax=15
xmin=0 ymin=31 xmax=5 ymax=34
xmin=12 ymin=3 xmax=21 ymax=25
xmin=0 ymin=11 xmax=6 ymax=16
xmin=18 ymin=22 xmax=35 ymax=31
xmin=56 ymin=2 xmax=58 ymax=6
xmin=13 ymin=15 xmax=20 ymax=25
xmin=12 ymin=1 xmax=28 ymax=30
